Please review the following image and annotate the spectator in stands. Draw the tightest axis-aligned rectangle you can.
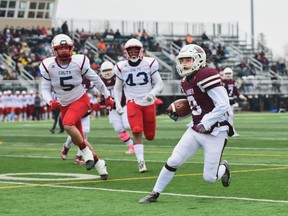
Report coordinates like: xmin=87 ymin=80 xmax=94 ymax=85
xmin=255 ymin=51 xmax=269 ymax=71
xmin=271 ymin=75 xmax=281 ymax=93
xmin=185 ymin=34 xmax=193 ymax=44
xmin=97 ymin=39 xmax=107 ymax=57
xmin=201 ymin=31 xmax=210 ymax=41
xmin=102 ymin=29 xmax=109 ymax=38
xmin=61 ymin=21 xmax=69 ymax=35
xmin=135 ymin=29 xmax=141 ymax=40
xmin=140 ymin=29 xmax=149 ymax=47
xmin=114 ymin=29 xmax=121 ymax=39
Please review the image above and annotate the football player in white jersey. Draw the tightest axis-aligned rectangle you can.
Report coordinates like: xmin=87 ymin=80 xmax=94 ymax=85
xmin=140 ymin=44 xmax=232 ymax=203
xmin=40 ymin=34 xmax=114 ymax=180
xmin=100 ymin=61 xmax=135 ymax=154
xmin=114 ymin=38 xmax=163 ymax=172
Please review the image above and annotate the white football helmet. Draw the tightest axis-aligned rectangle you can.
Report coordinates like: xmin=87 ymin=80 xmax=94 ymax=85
xmin=51 ymin=34 xmax=74 ymax=61
xmin=100 ymin=61 xmax=114 ymax=79
xmin=223 ymin=67 xmax=233 ymax=80
xmin=21 ymin=90 xmax=27 ymax=95
xmin=124 ymin=38 xmax=144 ymax=63
xmin=15 ymin=90 xmax=20 ymax=95
xmin=0 ymin=91 xmax=2 ymax=96
xmin=175 ymin=44 xmax=206 ymax=77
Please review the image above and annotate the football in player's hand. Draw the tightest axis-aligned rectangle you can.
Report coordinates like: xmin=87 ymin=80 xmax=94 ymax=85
xmin=167 ymin=99 xmax=191 ymax=117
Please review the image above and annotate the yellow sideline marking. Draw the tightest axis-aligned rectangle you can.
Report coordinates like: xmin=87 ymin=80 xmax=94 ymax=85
xmin=0 ymin=146 xmax=287 ymax=157
xmin=0 ymin=166 xmax=287 ymax=190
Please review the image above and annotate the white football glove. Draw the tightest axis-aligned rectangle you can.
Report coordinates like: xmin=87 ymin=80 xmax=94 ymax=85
xmin=143 ymin=93 xmax=156 ymax=103
xmin=115 ymin=102 xmax=124 ymax=115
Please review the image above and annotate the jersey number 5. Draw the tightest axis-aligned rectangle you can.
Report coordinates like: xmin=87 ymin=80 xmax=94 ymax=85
xmin=60 ymin=76 xmax=74 ymax=91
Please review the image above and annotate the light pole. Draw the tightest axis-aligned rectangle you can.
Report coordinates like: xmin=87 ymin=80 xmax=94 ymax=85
xmin=251 ymin=0 xmax=255 ymax=52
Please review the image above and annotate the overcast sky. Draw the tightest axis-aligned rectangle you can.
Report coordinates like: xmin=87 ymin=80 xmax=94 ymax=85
xmin=55 ymin=0 xmax=288 ymax=59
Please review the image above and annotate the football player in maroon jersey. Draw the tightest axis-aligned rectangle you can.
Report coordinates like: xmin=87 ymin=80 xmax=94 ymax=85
xmin=140 ymin=44 xmax=233 ymax=203
xmin=222 ymin=67 xmax=247 ymax=136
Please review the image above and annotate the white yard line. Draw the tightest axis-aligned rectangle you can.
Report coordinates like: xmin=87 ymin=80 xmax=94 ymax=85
xmin=42 ymin=185 xmax=288 ymax=204
xmin=0 ymin=154 xmax=288 ymax=167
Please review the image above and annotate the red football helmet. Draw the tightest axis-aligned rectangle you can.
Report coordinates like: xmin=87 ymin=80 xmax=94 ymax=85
xmin=51 ymin=34 xmax=74 ymax=61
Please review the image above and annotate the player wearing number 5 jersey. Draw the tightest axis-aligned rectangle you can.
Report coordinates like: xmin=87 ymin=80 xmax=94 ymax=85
xmin=40 ymin=34 xmax=114 ymax=179
xmin=114 ymin=38 xmax=163 ymax=173
xmin=140 ymin=44 xmax=232 ymax=203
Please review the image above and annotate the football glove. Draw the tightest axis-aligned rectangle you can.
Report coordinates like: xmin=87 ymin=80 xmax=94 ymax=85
xmin=166 ymin=109 xmax=178 ymax=121
xmin=193 ymin=123 xmax=206 ymax=133
xmin=115 ymin=102 xmax=124 ymax=115
xmin=49 ymin=100 xmax=61 ymax=110
xmin=105 ymin=96 xmax=114 ymax=111
xmin=143 ymin=93 xmax=156 ymax=103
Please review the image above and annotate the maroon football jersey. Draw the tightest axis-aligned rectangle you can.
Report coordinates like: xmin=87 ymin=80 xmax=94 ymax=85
xmin=181 ymin=67 xmax=222 ymax=124
xmin=82 ymin=78 xmax=91 ymax=91
xmin=101 ymin=75 xmax=126 ymax=107
xmin=221 ymin=78 xmax=240 ymax=100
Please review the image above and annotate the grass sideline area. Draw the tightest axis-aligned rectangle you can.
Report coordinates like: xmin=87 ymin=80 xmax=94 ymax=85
xmin=0 ymin=113 xmax=287 ymax=215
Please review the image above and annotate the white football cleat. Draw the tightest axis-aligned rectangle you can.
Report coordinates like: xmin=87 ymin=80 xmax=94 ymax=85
xmin=95 ymin=159 xmax=108 ymax=180
xmin=138 ymin=161 xmax=147 ymax=173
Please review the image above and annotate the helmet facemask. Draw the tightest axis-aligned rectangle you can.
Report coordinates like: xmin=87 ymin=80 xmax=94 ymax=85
xmin=126 ymin=47 xmax=142 ymax=63
xmin=51 ymin=34 xmax=74 ymax=61
xmin=124 ymin=38 xmax=144 ymax=63
xmin=53 ymin=45 xmax=74 ymax=61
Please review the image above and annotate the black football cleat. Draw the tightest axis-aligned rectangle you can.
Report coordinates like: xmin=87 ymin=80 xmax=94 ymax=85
xmin=139 ymin=191 xmax=160 ymax=204
xmin=85 ymin=160 xmax=95 ymax=170
xmin=221 ymin=160 xmax=231 ymax=187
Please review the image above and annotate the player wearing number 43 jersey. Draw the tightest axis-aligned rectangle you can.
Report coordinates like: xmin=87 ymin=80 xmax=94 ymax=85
xmin=40 ymin=34 xmax=114 ymax=180
xmin=140 ymin=44 xmax=232 ymax=204
xmin=114 ymin=38 xmax=164 ymax=173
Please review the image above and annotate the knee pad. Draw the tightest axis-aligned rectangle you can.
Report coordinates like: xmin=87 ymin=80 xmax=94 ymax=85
xmin=118 ymin=131 xmax=131 ymax=142
xmin=167 ymin=154 xmax=183 ymax=169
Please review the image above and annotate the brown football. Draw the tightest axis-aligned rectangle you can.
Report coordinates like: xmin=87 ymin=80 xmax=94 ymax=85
xmin=167 ymin=99 xmax=191 ymax=116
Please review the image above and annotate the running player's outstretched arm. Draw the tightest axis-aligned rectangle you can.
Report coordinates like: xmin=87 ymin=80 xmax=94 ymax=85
xmin=39 ymin=63 xmax=53 ymax=104
xmin=150 ymin=72 xmax=164 ymax=96
xmin=113 ymin=77 xmax=124 ymax=114
xmin=84 ymin=68 xmax=110 ymax=99
xmin=41 ymin=79 xmax=53 ymax=103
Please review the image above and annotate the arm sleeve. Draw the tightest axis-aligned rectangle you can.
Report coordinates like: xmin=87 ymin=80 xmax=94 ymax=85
xmin=150 ymin=72 xmax=164 ymax=96
xmin=201 ymin=86 xmax=230 ymax=130
xmin=84 ymin=69 xmax=110 ymax=99
xmin=113 ymin=77 xmax=123 ymax=106
xmin=41 ymin=79 xmax=53 ymax=104
xmin=39 ymin=62 xmax=53 ymax=103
